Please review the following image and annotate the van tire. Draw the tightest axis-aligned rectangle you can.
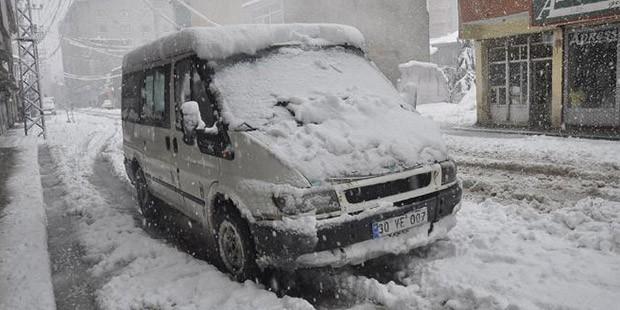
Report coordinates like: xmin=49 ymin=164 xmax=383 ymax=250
xmin=214 ymin=207 xmax=259 ymax=282
xmin=135 ymin=167 xmax=158 ymax=219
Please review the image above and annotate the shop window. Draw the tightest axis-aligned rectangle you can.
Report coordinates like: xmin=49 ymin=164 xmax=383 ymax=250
xmin=567 ymin=28 xmax=618 ymax=109
xmin=488 ymin=32 xmax=553 ymax=107
xmin=489 ymin=47 xmax=506 ymax=62
xmin=530 ymin=44 xmax=553 ymax=59
xmin=509 ymin=62 xmax=528 ymax=105
xmin=509 ymin=46 xmax=527 ymax=61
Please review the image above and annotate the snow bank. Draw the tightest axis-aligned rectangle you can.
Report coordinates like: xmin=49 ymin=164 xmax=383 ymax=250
xmin=341 ymin=197 xmax=620 ymax=309
xmin=0 ymin=135 xmax=56 ymax=310
xmin=213 ymin=47 xmax=447 ymax=181
xmin=124 ymin=24 xmax=366 ymax=68
xmin=416 ymin=86 xmax=477 ymax=128
xmin=397 ymin=60 xmax=450 ymax=107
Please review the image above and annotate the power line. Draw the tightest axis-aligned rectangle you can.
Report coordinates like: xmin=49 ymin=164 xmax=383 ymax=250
xmin=63 ymin=72 xmax=121 ymax=81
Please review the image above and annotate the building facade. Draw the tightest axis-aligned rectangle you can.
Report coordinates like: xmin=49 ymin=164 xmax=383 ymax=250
xmin=428 ymin=0 xmax=458 ymax=39
xmin=241 ymin=0 xmax=430 ymax=83
xmin=0 ymin=0 xmax=18 ymax=135
xmin=182 ymin=0 xmax=245 ymax=26
xmin=460 ymin=0 xmax=620 ymax=131
xmin=60 ymin=0 xmax=176 ymax=108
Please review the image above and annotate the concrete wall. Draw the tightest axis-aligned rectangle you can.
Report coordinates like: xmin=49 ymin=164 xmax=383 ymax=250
xmin=429 ymin=0 xmax=458 ymax=38
xmin=187 ymin=0 xmax=245 ymax=26
xmin=282 ymin=0 xmax=430 ymax=83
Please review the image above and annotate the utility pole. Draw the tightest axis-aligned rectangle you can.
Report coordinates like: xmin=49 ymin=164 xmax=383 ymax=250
xmin=15 ymin=0 xmax=46 ymax=139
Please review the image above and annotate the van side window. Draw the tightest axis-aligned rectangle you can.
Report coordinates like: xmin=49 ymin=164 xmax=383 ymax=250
xmin=121 ymin=71 xmax=143 ymax=122
xmin=141 ymin=65 xmax=170 ymax=127
xmin=192 ymin=69 xmax=217 ymax=127
xmin=174 ymin=59 xmax=192 ymax=131
xmin=174 ymin=58 xmax=216 ymax=130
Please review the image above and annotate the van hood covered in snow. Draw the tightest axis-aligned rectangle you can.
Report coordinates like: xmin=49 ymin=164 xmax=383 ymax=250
xmin=212 ymin=46 xmax=448 ymax=182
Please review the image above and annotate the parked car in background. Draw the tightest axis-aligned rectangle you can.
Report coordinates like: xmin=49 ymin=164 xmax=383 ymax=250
xmin=122 ymin=24 xmax=462 ymax=282
xmin=42 ymin=97 xmax=56 ymax=115
xmin=102 ymin=99 xmax=114 ymax=109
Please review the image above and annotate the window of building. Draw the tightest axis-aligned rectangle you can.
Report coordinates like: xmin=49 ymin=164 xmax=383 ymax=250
xmin=487 ymin=34 xmax=553 ymax=107
xmin=566 ymin=27 xmax=618 ymax=110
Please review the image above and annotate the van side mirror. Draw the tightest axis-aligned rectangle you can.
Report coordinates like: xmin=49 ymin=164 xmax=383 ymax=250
xmin=181 ymin=101 xmax=218 ymax=144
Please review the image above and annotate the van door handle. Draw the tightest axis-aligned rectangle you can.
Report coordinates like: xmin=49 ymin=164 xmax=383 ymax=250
xmin=165 ymin=137 xmax=171 ymax=151
xmin=173 ymin=137 xmax=179 ymax=153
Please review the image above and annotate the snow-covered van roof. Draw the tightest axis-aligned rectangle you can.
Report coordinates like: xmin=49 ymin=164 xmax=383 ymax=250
xmin=123 ymin=24 xmax=366 ymax=72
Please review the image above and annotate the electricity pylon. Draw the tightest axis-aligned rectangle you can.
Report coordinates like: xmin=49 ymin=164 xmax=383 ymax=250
xmin=15 ymin=0 xmax=46 ymax=139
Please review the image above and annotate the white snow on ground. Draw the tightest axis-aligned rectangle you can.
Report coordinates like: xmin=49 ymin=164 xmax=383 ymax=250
xmin=416 ymin=86 xmax=477 ymax=128
xmin=43 ymin=112 xmax=314 ymax=310
xmin=445 ymin=132 xmax=620 ymax=172
xmin=342 ymin=198 xmax=620 ymax=310
xmin=0 ymin=132 xmax=56 ymax=310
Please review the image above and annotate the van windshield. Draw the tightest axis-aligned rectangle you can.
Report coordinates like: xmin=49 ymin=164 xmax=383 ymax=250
xmin=211 ymin=46 xmax=446 ymax=180
xmin=211 ymin=46 xmax=402 ymax=130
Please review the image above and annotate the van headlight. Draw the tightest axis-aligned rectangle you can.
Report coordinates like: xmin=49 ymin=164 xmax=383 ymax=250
xmin=440 ymin=160 xmax=457 ymax=185
xmin=272 ymin=190 xmax=341 ymax=216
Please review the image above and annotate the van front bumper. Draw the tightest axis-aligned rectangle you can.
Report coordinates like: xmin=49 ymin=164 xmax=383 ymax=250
xmin=250 ymin=183 xmax=462 ymax=270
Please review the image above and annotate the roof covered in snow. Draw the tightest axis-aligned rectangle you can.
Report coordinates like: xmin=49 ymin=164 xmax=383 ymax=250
xmin=123 ymin=24 xmax=366 ymax=72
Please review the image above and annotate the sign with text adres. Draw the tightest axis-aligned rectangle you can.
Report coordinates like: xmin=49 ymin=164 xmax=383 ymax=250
xmin=532 ymin=0 xmax=620 ymax=26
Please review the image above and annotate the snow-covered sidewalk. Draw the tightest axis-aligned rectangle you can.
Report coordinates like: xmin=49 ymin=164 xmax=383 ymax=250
xmin=0 ymin=130 xmax=55 ymax=310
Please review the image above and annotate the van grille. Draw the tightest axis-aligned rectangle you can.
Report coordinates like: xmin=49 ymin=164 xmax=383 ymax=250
xmin=344 ymin=172 xmax=432 ymax=204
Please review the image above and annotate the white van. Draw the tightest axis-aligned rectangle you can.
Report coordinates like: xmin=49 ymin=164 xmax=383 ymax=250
xmin=42 ymin=97 xmax=56 ymax=115
xmin=122 ymin=24 xmax=462 ymax=281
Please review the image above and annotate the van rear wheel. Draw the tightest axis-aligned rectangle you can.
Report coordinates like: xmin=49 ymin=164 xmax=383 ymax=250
xmin=215 ymin=209 xmax=259 ymax=282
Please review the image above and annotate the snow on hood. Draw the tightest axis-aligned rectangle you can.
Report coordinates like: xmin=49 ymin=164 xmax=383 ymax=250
xmin=124 ymin=24 xmax=365 ymax=70
xmin=212 ymin=46 xmax=448 ymax=182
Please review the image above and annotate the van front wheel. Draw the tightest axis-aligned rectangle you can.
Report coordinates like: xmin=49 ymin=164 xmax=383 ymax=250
xmin=215 ymin=209 xmax=258 ymax=282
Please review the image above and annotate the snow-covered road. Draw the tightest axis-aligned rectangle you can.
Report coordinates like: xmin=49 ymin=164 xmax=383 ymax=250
xmin=39 ymin=110 xmax=620 ymax=310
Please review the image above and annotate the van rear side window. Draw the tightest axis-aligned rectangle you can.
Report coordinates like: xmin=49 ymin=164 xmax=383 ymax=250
xmin=121 ymin=71 xmax=143 ymax=122
xmin=122 ymin=64 xmax=171 ymax=128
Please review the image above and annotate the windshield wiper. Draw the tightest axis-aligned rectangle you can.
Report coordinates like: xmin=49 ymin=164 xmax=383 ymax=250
xmin=275 ymin=101 xmax=304 ymax=127
xmin=234 ymin=122 xmax=258 ymax=132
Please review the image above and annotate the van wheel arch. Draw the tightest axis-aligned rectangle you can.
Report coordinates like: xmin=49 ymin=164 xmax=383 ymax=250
xmin=211 ymin=194 xmax=260 ymax=282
